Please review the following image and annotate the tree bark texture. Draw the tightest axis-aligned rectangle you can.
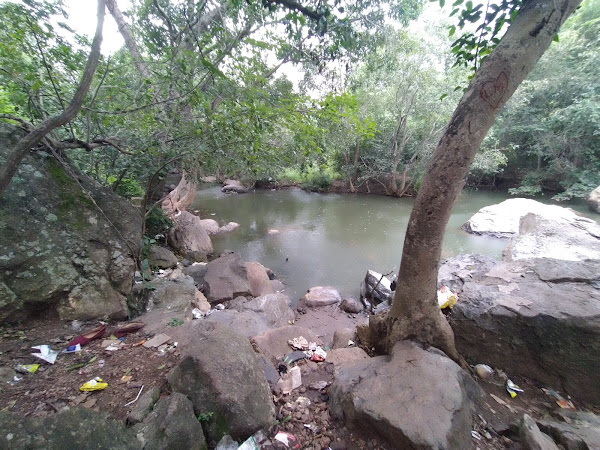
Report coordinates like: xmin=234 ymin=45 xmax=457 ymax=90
xmin=386 ymin=0 xmax=583 ymax=360
xmin=0 ymin=0 xmax=105 ymax=198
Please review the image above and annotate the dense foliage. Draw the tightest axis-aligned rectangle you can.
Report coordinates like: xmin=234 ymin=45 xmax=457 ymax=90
xmin=0 ymin=0 xmax=598 ymax=201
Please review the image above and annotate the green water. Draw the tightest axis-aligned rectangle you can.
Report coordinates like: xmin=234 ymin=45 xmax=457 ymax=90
xmin=191 ymin=187 xmax=593 ymax=301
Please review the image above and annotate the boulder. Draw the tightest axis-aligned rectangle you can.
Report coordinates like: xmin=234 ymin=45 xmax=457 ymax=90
xmin=217 ymin=222 xmax=241 ymax=234
xmin=463 ymin=198 xmax=590 ymax=238
xmin=330 ymin=340 xmax=481 ymax=449
xmin=519 ymin=414 xmax=559 ymax=450
xmin=438 ymin=253 xmax=498 ymax=294
xmin=204 ymin=253 xmax=251 ymax=302
xmin=271 ymin=279 xmax=285 ymax=292
xmin=537 ymin=410 xmax=600 ymax=449
xmin=0 ymin=124 xmax=141 ymax=322
xmin=168 ymin=211 xmax=213 ymax=260
xmin=223 ymin=179 xmax=244 ymax=187
xmin=206 ymin=293 xmax=294 ymax=337
xmin=251 ymin=325 xmax=323 ymax=361
xmin=183 ymin=262 xmax=208 ymax=286
xmin=503 ymin=212 xmax=600 ymax=262
xmin=245 ymin=262 xmax=275 ymax=297
xmin=126 ymin=386 xmax=160 ymax=426
xmin=332 ymin=328 xmax=357 ymax=349
xmin=326 ymin=347 xmax=370 ymax=367
xmin=299 ymin=286 xmax=342 ymax=308
xmin=222 ymin=185 xmax=248 ymax=194
xmin=194 ymin=289 xmax=211 ymax=313
xmin=0 ymin=407 xmax=138 ymax=449
xmin=146 ymin=275 xmax=196 ymax=312
xmin=588 ymin=186 xmax=600 ymax=214
xmin=147 ymin=245 xmax=178 ymax=269
xmin=448 ymin=256 xmax=600 ymax=404
xmin=167 ymin=321 xmax=274 ymax=442
xmin=132 ymin=393 xmax=207 ymax=450
xmin=339 ymin=298 xmax=362 ymax=314
xmin=201 ymin=176 xmax=217 ymax=183
xmin=199 ymin=218 xmax=220 ymax=235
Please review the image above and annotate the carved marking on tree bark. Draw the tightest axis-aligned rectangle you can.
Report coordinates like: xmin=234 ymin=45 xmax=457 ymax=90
xmin=480 ymin=71 xmax=509 ymax=109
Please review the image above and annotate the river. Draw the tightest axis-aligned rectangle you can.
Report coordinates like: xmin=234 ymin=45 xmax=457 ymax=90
xmin=190 ymin=187 xmax=592 ymax=301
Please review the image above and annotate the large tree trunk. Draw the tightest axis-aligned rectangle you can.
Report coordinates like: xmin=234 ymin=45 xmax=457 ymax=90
xmin=385 ymin=0 xmax=583 ymax=361
xmin=0 ymin=0 xmax=105 ymax=198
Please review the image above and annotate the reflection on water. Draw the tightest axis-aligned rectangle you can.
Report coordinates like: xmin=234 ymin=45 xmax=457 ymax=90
xmin=190 ymin=187 xmax=591 ymax=301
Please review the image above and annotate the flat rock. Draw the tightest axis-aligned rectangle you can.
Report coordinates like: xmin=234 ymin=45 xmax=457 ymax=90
xmin=167 ymin=321 xmax=274 ymax=442
xmin=503 ymin=212 xmax=600 ymax=262
xmin=299 ymin=286 xmax=341 ymax=308
xmin=217 ymin=222 xmax=241 ymax=234
xmin=132 ymin=393 xmax=206 ymax=450
xmin=332 ymin=328 xmax=357 ymax=349
xmin=251 ymin=325 xmax=323 ymax=361
xmin=205 ymin=310 xmax=271 ymax=338
xmin=204 ymin=253 xmax=251 ymax=302
xmin=222 ymin=185 xmax=248 ymax=194
xmin=326 ymin=347 xmax=369 ymax=366
xmin=339 ymin=298 xmax=362 ymax=313
xmin=537 ymin=410 xmax=600 ymax=449
xmin=183 ymin=262 xmax=208 ymax=286
xmin=449 ymin=256 xmax=600 ymax=404
xmin=462 ymin=198 xmax=586 ymax=238
xmin=0 ymin=407 xmax=138 ymax=449
xmin=330 ymin=340 xmax=481 ymax=449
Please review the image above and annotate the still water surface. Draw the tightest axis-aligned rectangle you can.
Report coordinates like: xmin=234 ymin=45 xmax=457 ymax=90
xmin=190 ymin=187 xmax=582 ymax=300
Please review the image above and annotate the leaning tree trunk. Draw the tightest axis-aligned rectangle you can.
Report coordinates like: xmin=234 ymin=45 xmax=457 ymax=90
xmin=0 ymin=0 xmax=105 ymax=198
xmin=385 ymin=0 xmax=583 ymax=361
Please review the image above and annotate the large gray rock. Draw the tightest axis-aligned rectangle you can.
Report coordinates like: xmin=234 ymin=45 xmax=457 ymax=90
xmin=330 ymin=340 xmax=481 ymax=449
xmin=537 ymin=410 xmax=600 ymax=449
xmin=199 ymin=218 xmax=220 ymax=235
xmin=251 ymin=325 xmax=323 ymax=361
xmin=589 ymin=186 xmax=600 ymax=214
xmin=216 ymin=222 xmax=240 ymax=234
xmin=126 ymin=386 xmax=160 ymax=426
xmin=520 ymin=414 xmax=559 ymax=450
xmin=0 ymin=407 xmax=138 ymax=449
xmin=299 ymin=286 xmax=342 ymax=308
xmin=132 ymin=393 xmax=207 ymax=450
xmin=438 ymin=253 xmax=498 ymax=294
xmin=462 ymin=198 xmax=587 ymax=238
xmin=449 ymin=256 xmax=600 ymax=404
xmin=222 ymin=185 xmax=248 ymax=194
xmin=0 ymin=124 xmax=141 ymax=322
xmin=146 ymin=275 xmax=196 ymax=312
xmin=204 ymin=253 xmax=251 ymax=302
xmin=504 ymin=212 xmax=600 ymax=262
xmin=167 ymin=321 xmax=274 ymax=442
xmin=183 ymin=262 xmax=208 ymax=286
xmin=206 ymin=293 xmax=294 ymax=337
xmin=147 ymin=245 xmax=178 ymax=269
xmin=245 ymin=262 xmax=275 ymax=297
xmin=168 ymin=211 xmax=213 ymax=260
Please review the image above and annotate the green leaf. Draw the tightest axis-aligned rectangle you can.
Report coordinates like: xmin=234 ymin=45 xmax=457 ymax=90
xmin=439 ymin=0 xmax=445 ymax=7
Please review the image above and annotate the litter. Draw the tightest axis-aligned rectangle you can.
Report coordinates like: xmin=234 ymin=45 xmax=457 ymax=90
xmin=274 ymin=432 xmax=299 ymax=448
xmin=143 ymin=333 xmax=172 ymax=348
xmin=79 ymin=377 xmax=108 ymax=392
xmin=124 ymin=385 xmax=144 ymax=407
xmin=64 ymin=344 xmax=81 ymax=353
xmin=283 ymin=350 xmax=308 ymax=365
xmin=15 ymin=364 xmax=40 ymax=374
xmin=120 ymin=375 xmax=132 ymax=383
xmin=437 ymin=286 xmax=458 ymax=309
xmin=277 ymin=366 xmax=302 ymax=394
xmin=68 ymin=324 xmax=106 ymax=347
xmin=215 ymin=303 xmax=225 ymax=310
xmin=237 ymin=435 xmax=259 ymax=450
xmin=506 ymin=379 xmax=523 ymax=398
xmin=347 ymin=340 xmax=355 ymax=347
xmin=474 ymin=364 xmax=494 ymax=382
xmin=288 ymin=336 xmax=309 ymax=350
xmin=542 ymin=388 xmax=575 ymax=409
xmin=13 ymin=375 xmax=23 ymax=383
xmin=114 ymin=322 xmax=144 ymax=338
xmin=308 ymin=381 xmax=328 ymax=390
xmin=192 ymin=308 xmax=204 ymax=319
xmin=295 ymin=396 xmax=311 ymax=408
xmin=31 ymin=345 xmax=59 ymax=364
xmin=308 ymin=347 xmax=327 ymax=362
xmin=303 ymin=423 xmax=321 ymax=434
xmin=471 ymin=431 xmax=482 ymax=441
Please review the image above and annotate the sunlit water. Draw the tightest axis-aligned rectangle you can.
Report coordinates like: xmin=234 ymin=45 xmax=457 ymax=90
xmin=191 ymin=187 xmax=595 ymax=301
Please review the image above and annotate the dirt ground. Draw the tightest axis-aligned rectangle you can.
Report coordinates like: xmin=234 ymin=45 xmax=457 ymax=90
xmin=1 ymin=310 xmax=596 ymax=449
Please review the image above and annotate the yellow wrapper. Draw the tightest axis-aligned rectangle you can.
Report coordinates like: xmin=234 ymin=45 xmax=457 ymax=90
xmin=80 ymin=378 xmax=108 ymax=391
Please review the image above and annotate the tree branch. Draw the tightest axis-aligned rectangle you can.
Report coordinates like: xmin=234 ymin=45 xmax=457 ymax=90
xmin=0 ymin=0 xmax=105 ymax=198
